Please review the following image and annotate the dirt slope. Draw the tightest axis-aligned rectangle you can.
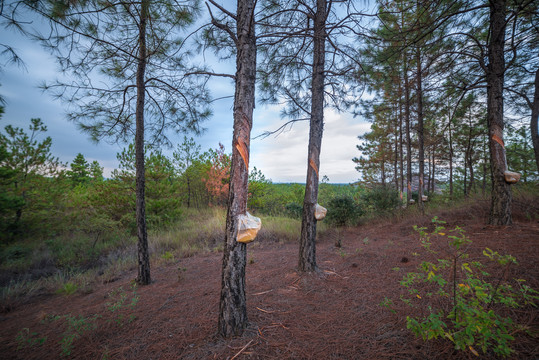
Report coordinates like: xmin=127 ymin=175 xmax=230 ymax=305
xmin=1 ymin=204 xmax=538 ymax=359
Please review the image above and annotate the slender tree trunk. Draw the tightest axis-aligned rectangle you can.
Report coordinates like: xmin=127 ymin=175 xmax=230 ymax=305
xmin=135 ymin=0 xmax=150 ymax=285
xmin=482 ymin=133 xmax=488 ymax=195
xmin=431 ymin=143 xmax=436 ymax=193
xmin=399 ymin=93 xmax=405 ymax=195
xmin=416 ymin=47 xmax=425 ymax=213
xmin=464 ymin=156 xmax=468 ymax=196
xmin=187 ymin=177 xmax=191 ymax=208
xmin=465 ymin=122 xmax=471 ymax=196
xmin=426 ymin=148 xmax=431 ymax=194
xmin=449 ymin=119 xmax=454 ymax=199
xmin=394 ymin=110 xmax=399 ymax=190
xmin=299 ymin=0 xmax=326 ymax=272
xmin=531 ymin=68 xmax=539 ymax=172
xmin=468 ymin=150 xmax=474 ymax=194
xmin=217 ymin=0 xmax=257 ymax=338
xmin=399 ymin=33 xmax=413 ymax=204
xmin=487 ymin=0 xmax=512 ymax=225
xmin=522 ymin=138 xmax=528 ymax=182
xmin=381 ymin=157 xmax=386 ymax=186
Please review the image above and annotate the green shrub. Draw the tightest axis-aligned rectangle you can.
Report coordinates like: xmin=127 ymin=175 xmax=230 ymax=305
xmin=397 ymin=217 xmax=538 ymax=357
xmin=56 ymin=282 xmax=79 ymax=296
xmin=361 ymin=186 xmax=400 ymax=213
xmin=326 ymin=196 xmax=362 ymax=226
xmin=285 ymin=202 xmax=303 ymax=219
xmin=15 ymin=328 xmax=47 ymax=350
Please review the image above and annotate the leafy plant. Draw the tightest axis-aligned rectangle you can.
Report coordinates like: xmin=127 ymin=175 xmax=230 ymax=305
xmin=105 ymin=283 xmax=139 ymax=326
xmin=56 ymin=281 xmax=79 ymax=296
xmin=361 ymin=186 xmax=400 ymax=213
xmin=161 ymin=251 xmax=174 ymax=261
xmin=15 ymin=328 xmax=47 ymax=350
xmin=399 ymin=217 xmax=538 ymax=357
xmin=285 ymin=202 xmax=303 ymax=219
xmin=326 ymin=196 xmax=362 ymax=227
xmin=379 ymin=297 xmax=396 ymax=314
xmin=59 ymin=314 xmax=99 ymax=356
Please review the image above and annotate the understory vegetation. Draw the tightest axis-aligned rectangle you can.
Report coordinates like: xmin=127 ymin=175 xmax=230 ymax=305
xmin=1 ymin=120 xmax=539 ymax=310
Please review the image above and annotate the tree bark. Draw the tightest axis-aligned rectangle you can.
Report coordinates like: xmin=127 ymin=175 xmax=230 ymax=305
xmin=426 ymin=148 xmax=431 ymax=194
xmin=401 ymin=13 xmax=412 ymax=205
xmin=217 ymin=0 xmax=256 ymax=337
xmin=416 ymin=47 xmax=425 ymax=213
xmin=187 ymin=177 xmax=191 ymax=208
xmin=394 ymin=108 xmax=399 ymax=190
xmin=465 ymin=119 xmax=472 ymax=196
xmin=531 ymin=68 xmax=539 ymax=172
xmin=135 ymin=0 xmax=150 ymax=285
xmin=487 ymin=0 xmax=512 ymax=225
xmin=482 ymin=133 xmax=488 ymax=195
xmin=381 ymin=155 xmax=386 ymax=186
xmin=399 ymin=92 xmax=404 ymax=195
xmin=449 ymin=119 xmax=453 ymax=199
xmin=298 ymin=0 xmax=326 ymax=272
xmin=468 ymin=150 xmax=474 ymax=194
xmin=404 ymin=60 xmax=412 ymax=204
xmin=431 ymin=143 xmax=436 ymax=193
xmin=464 ymin=155 xmax=468 ymax=196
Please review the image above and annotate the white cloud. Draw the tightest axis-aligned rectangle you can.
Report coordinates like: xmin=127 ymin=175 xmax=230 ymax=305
xmin=249 ymin=108 xmax=370 ymax=183
xmin=2 ymin=16 xmax=371 ymax=184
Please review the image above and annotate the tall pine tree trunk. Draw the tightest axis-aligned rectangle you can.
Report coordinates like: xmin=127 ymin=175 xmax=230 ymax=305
xmin=416 ymin=47 xmax=425 ymax=213
xmin=448 ymin=118 xmax=454 ymax=199
xmin=531 ymin=68 xmax=539 ymax=172
xmin=299 ymin=0 xmax=326 ymax=272
xmin=482 ymin=133 xmax=488 ymax=194
xmin=487 ymin=0 xmax=512 ymax=225
xmin=217 ymin=0 xmax=257 ymax=337
xmin=399 ymin=93 xmax=404 ymax=195
xmin=135 ymin=0 xmax=150 ymax=285
xmin=431 ymin=143 xmax=436 ymax=193
xmin=468 ymin=151 xmax=474 ymax=194
xmin=401 ymin=14 xmax=413 ymax=206
xmin=404 ymin=62 xmax=412 ymax=204
xmin=426 ymin=148 xmax=431 ymax=194
xmin=394 ymin=109 xmax=399 ymax=190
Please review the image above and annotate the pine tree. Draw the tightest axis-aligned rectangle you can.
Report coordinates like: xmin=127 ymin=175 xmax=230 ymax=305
xmin=29 ymin=0 xmax=211 ymax=284
xmin=68 ymin=153 xmax=90 ymax=186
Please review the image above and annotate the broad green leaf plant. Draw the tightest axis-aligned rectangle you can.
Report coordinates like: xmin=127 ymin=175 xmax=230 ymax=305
xmin=399 ymin=217 xmax=537 ymax=357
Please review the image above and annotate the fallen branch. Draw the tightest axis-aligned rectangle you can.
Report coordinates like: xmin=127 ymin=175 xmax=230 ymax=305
xmin=230 ymin=339 xmax=254 ymax=360
xmin=251 ymin=289 xmax=273 ymax=296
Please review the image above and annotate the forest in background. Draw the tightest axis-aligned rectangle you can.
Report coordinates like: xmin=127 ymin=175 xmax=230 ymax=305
xmin=1 ymin=115 xmax=537 ymax=293
xmin=1 ymin=0 xmax=538 ymax=344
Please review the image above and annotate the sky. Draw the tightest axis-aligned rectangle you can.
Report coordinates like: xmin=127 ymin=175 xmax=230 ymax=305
xmin=0 ymin=5 xmax=370 ymax=184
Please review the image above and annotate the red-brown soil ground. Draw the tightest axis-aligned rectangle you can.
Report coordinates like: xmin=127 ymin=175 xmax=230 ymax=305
xmin=1 ymin=201 xmax=538 ymax=359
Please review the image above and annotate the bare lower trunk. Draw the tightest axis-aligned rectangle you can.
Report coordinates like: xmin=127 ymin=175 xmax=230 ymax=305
xmin=468 ymin=152 xmax=474 ymax=194
xmin=404 ymin=64 xmax=412 ymax=204
xmin=381 ymin=160 xmax=386 ymax=186
xmin=135 ymin=0 xmax=150 ymax=285
xmin=449 ymin=119 xmax=453 ymax=199
xmin=399 ymin=96 xmax=404 ymax=194
xmin=426 ymin=149 xmax=431 ymax=194
xmin=394 ymin=111 xmax=399 ymax=190
xmin=299 ymin=0 xmax=326 ymax=272
xmin=531 ymin=68 xmax=539 ymax=172
xmin=217 ymin=0 xmax=257 ymax=337
xmin=402 ymin=15 xmax=412 ymax=205
xmin=482 ymin=135 xmax=488 ymax=194
xmin=464 ymin=157 xmax=468 ymax=196
xmin=416 ymin=47 xmax=425 ymax=213
xmin=187 ymin=177 xmax=191 ymax=208
xmin=487 ymin=0 xmax=512 ymax=225
xmin=431 ymin=143 xmax=436 ymax=194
